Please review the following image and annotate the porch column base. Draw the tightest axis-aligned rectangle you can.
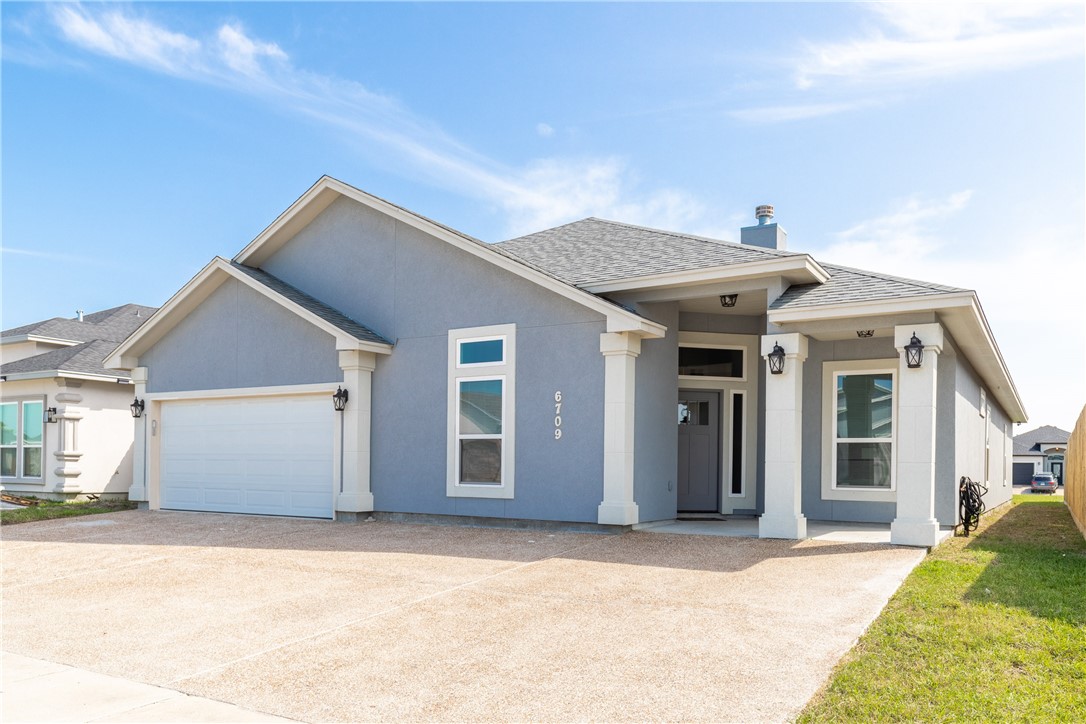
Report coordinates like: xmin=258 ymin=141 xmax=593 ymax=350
xmin=336 ymin=491 xmax=375 ymax=513
xmin=597 ymin=501 xmax=639 ymax=526
xmin=890 ymin=517 xmax=940 ymax=547
xmin=759 ymin=513 xmax=807 ymax=540
xmin=127 ymin=485 xmax=147 ymax=502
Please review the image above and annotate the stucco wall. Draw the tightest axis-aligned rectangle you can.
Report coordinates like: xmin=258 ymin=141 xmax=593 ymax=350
xmin=952 ymin=337 xmax=1013 ymax=516
xmin=632 ymin=302 xmax=679 ymax=523
xmin=142 ymin=278 xmax=343 ymax=393
xmin=0 ymin=378 xmax=135 ymax=497
xmin=257 ymin=197 xmax=610 ymax=523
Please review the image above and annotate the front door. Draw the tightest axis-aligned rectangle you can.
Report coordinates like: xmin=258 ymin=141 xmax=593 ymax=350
xmin=677 ymin=390 xmax=720 ymax=512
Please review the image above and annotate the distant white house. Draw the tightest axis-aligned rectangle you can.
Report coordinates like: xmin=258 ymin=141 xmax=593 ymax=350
xmin=1 ymin=305 xmax=156 ymax=499
xmin=1013 ymin=425 xmax=1070 ymax=485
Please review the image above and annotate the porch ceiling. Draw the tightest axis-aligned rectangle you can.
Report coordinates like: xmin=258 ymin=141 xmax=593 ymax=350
xmin=677 ymin=289 xmax=768 ymax=315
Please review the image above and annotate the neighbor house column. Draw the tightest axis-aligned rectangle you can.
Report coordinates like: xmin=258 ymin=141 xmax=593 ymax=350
xmin=759 ymin=333 xmax=808 ymax=539
xmin=129 ymin=367 xmax=149 ymax=502
xmin=51 ymin=380 xmax=85 ymax=495
xmin=597 ymin=332 xmax=640 ymax=526
xmin=891 ymin=323 xmax=943 ymax=547
xmin=336 ymin=350 xmax=377 ymax=518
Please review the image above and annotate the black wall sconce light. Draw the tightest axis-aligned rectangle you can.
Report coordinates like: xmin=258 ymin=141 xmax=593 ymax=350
xmin=767 ymin=343 xmax=786 ymax=375
xmin=332 ymin=386 xmax=349 ymax=412
xmin=904 ymin=332 xmax=925 ymax=369
xmin=719 ymin=294 xmax=738 ymax=308
xmin=44 ymin=407 xmax=58 ymax=424
xmin=130 ymin=397 xmax=145 ymax=418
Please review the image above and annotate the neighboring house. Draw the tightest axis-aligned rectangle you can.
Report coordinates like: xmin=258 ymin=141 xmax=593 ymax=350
xmin=1013 ymin=425 xmax=1070 ymax=485
xmin=1 ymin=305 xmax=157 ymax=498
xmin=105 ymin=177 xmax=1026 ymax=546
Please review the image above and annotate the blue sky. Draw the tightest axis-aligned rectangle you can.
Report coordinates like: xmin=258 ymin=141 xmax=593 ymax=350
xmin=3 ymin=2 xmax=1084 ymax=430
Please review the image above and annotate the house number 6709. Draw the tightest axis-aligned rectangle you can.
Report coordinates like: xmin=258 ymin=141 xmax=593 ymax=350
xmin=554 ymin=391 xmax=563 ymax=440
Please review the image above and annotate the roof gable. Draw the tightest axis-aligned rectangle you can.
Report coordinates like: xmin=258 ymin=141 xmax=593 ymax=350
xmin=231 ymin=177 xmax=665 ymax=338
xmin=106 ymin=257 xmax=392 ymax=370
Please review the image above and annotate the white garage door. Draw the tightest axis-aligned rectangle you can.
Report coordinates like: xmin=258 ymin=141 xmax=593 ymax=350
xmin=160 ymin=396 xmax=334 ymax=519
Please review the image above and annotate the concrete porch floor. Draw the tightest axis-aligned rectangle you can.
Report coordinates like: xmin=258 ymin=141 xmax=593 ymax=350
xmin=638 ymin=516 xmax=954 ymax=546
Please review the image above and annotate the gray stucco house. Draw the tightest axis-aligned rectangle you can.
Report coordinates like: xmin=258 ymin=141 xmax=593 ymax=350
xmin=106 ymin=177 xmax=1027 ymax=546
xmin=1012 ymin=425 xmax=1069 ymax=485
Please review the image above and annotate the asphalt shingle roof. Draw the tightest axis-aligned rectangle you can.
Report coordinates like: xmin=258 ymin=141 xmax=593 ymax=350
xmin=230 ymin=263 xmax=392 ymax=346
xmin=1013 ymin=425 xmax=1071 ymax=454
xmin=498 ymin=218 xmax=795 ymax=286
xmin=1 ymin=305 xmax=158 ymax=380
xmin=770 ymin=263 xmax=967 ymax=310
xmin=2 ymin=304 xmax=157 ymax=343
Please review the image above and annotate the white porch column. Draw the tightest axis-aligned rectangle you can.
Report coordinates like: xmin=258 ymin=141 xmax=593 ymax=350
xmin=51 ymin=382 xmax=84 ymax=494
xmin=891 ymin=323 xmax=944 ymax=547
xmin=129 ymin=367 xmax=149 ymax=502
xmin=759 ymin=333 xmax=808 ymax=539
xmin=336 ymin=350 xmax=377 ymax=515
xmin=597 ymin=332 xmax=640 ymax=526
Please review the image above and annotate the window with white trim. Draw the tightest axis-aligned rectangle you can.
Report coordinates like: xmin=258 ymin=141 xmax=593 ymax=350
xmin=832 ymin=369 xmax=895 ymax=490
xmin=1 ymin=399 xmax=44 ymax=480
xmin=448 ymin=325 xmax=515 ymax=498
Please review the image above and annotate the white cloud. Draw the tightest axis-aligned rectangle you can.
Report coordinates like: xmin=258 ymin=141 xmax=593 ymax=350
xmin=728 ymin=100 xmax=874 ymax=123
xmin=796 ymin=3 xmax=1084 ymax=89
xmin=44 ymin=4 xmax=714 ymax=239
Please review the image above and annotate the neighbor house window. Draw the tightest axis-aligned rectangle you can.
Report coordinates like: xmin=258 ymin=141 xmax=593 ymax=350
xmin=447 ymin=325 xmax=516 ymax=499
xmin=1 ymin=400 xmax=44 ymax=480
xmin=832 ymin=370 xmax=895 ymax=490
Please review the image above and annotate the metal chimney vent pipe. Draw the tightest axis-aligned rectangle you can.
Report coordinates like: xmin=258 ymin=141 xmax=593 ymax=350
xmin=755 ymin=205 xmax=774 ymax=226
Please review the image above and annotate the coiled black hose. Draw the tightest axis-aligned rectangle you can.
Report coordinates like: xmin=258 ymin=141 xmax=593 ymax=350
xmin=959 ymin=476 xmax=987 ymax=536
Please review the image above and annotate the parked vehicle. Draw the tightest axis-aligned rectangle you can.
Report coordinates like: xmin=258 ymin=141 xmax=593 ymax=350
xmin=1030 ymin=473 xmax=1058 ymax=494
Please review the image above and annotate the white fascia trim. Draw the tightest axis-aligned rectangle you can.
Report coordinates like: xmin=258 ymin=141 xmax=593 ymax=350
xmin=0 ymin=370 xmax=131 ymax=384
xmin=145 ymin=382 xmax=336 ymax=402
xmin=233 ymin=176 xmax=665 ymax=340
xmin=582 ymin=255 xmax=830 ymax=295
xmin=0 ymin=334 xmax=83 ymax=347
xmin=768 ymin=291 xmax=976 ymax=324
xmin=104 ymin=257 xmax=392 ymax=371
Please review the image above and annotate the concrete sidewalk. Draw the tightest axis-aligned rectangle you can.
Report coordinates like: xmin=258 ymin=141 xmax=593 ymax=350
xmin=1 ymin=652 xmax=293 ymax=723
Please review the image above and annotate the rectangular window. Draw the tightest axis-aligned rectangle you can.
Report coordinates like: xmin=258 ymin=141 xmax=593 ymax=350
xmin=833 ymin=371 xmax=894 ymax=490
xmin=1 ymin=399 xmax=45 ymax=480
xmin=448 ymin=325 xmax=516 ymax=498
xmin=730 ymin=393 xmax=744 ymax=496
xmin=678 ymin=346 xmax=744 ymax=378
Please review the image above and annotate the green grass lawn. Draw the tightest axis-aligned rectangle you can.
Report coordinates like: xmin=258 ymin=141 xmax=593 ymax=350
xmin=801 ymin=497 xmax=1086 ymax=722
xmin=0 ymin=498 xmax=137 ymax=525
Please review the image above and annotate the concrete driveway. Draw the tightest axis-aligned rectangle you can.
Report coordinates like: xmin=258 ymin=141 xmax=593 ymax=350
xmin=2 ymin=511 xmax=925 ymax=722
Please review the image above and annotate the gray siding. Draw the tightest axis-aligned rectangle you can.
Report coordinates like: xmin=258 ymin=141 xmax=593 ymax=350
xmin=143 ymin=279 xmax=342 ymax=393
xmin=951 ymin=337 xmax=1013 ymax=516
xmin=677 ymin=312 xmax=765 ymax=336
xmin=633 ymin=302 xmax=680 ymax=523
xmin=260 ymin=197 xmax=609 ymax=523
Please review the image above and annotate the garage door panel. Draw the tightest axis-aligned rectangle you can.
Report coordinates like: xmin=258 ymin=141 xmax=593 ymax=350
xmin=161 ymin=396 xmax=334 ymax=519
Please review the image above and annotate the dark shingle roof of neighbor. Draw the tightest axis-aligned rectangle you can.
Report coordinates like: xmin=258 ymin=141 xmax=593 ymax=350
xmin=1013 ymin=425 xmax=1071 ymax=455
xmin=498 ymin=218 xmax=968 ymax=308
xmin=1 ymin=304 xmax=158 ymax=343
xmin=230 ymin=262 xmax=392 ymax=346
xmin=1 ymin=305 xmax=158 ymax=380
xmin=499 ymin=218 xmax=796 ymax=286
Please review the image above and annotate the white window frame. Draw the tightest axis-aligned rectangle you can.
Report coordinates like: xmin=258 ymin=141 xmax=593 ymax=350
xmin=0 ymin=398 xmax=46 ymax=482
xmin=447 ymin=324 xmax=516 ymax=499
xmin=821 ymin=360 xmax=897 ymax=503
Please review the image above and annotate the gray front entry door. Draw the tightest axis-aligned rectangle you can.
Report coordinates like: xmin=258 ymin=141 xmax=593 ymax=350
xmin=677 ymin=390 xmax=720 ymax=512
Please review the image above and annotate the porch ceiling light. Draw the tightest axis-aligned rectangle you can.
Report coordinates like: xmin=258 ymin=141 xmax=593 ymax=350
xmin=332 ymin=386 xmax=349 ymax=412
xmin=904 ymin=332 xmax=924 ymax=369
xmin=130 ymin=397 xmax=145 ymax=418
xmin=767 ymin=343 xmax=786 ymax=375
xmin=719 ymin=294 xmax=738 ymax=308
xmin=856 ymin=330 xmax=874 ymax=338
